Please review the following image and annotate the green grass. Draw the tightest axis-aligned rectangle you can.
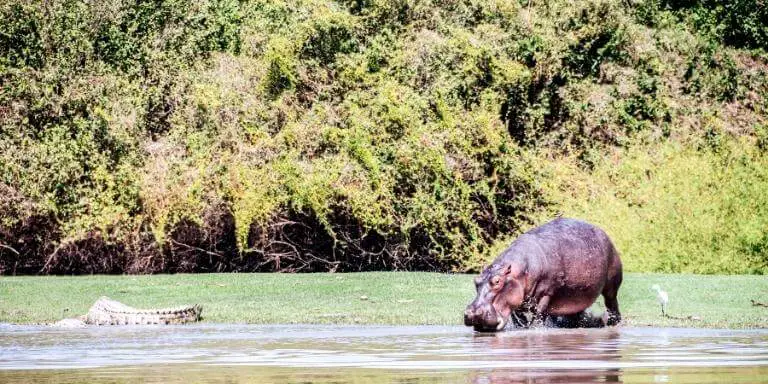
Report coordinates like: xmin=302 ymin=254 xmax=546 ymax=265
xmin=1 ymin=272 xmax=766 ymax=328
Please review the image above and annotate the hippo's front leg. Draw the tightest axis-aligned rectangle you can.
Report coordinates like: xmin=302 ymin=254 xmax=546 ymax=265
xmin=533 ymin=295 xmax=551 ymax=325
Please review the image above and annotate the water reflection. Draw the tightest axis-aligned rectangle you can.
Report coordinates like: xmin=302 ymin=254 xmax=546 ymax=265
xmin=470 ymin=329 xmax=622 ymax=383
xmin=0 ymin=324 xmax=766 ymax=383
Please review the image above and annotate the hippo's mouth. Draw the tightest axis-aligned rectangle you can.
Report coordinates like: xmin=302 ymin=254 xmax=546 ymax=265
xmin=471 ymin=315 xmax=507 ymax=333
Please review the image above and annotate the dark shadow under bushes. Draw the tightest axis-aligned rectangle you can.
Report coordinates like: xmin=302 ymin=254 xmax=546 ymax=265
xmin=0 ymin=191 xmax=536 ymax=274
xmin=0 ymin=204 xmax=444 ymax=274
xmin=41 ymin=232 xmax=132 ymax=275
xmin=163 ymin=205 xmax=239 ymax=273
xmin=0 ymin=213 xmax=59 ymax=275
xmin=244 ymin=208 xmax=456 ymax=273
xmin=0 ymin=200 xmax=240 ymax=275
xmin=0 ymin=184 xmax=59 ymax=275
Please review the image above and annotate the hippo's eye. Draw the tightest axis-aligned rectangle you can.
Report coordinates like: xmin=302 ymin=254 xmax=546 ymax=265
xmin=491 ymin=276 xmax=501 ymax=286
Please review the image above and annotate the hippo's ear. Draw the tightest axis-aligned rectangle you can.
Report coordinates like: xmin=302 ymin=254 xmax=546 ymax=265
xmin=502 ymin=264 xmax=520 ymax=285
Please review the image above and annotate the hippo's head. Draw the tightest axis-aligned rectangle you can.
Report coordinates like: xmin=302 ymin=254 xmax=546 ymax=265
xmin=464 ymin=263 xmax=525 ymax=332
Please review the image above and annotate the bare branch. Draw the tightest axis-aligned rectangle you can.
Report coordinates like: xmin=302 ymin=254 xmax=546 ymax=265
xmin=0 ymin=243 xmax=20 ymax=255
xmin=168 ymin=239 xmax=224 ymax=258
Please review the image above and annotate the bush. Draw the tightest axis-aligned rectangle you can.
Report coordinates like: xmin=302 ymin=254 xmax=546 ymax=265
xmin=637 ymin=0 xmax=768 ymax=50
xmin=0 ymin=4 xmax=45 ymax=70
xmin=263 ymin=37 xmax=298 ymax=98
xmin=539 ymin=140 xmax=768 ymax=274
xmin=684 ymin=42 xmax=741 ymax=101
xmin=563 ymin=1 xmax=629 ymax=78
xmin=1 ymin=0 xmax=766 ymax=274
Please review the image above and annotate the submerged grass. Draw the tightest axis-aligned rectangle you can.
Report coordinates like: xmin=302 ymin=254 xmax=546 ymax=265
xmin=1 ymin=272 xmax=765 ymax=328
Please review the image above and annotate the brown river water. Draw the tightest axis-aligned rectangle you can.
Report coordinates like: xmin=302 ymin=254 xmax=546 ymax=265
xmin=1 ymin=324 xmax=767 ymax=383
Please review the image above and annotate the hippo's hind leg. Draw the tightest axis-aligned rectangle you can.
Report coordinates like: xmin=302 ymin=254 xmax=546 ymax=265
xmin=602 ymin=270 xmax=622 ymax=326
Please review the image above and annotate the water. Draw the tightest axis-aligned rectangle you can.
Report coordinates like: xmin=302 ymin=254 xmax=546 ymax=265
xmin=1 ymin=324 xmax=767 ymax=383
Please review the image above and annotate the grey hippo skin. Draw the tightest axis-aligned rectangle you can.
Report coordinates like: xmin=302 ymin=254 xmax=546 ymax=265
xmin=53 ymin=297 xmax=202 ymax=327
xmin=464 ymin=218 xmax=622 ymax=332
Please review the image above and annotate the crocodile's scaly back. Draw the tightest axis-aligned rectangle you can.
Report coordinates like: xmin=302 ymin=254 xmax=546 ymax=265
xmin=85 ymin=297 xmax=202 ymax=325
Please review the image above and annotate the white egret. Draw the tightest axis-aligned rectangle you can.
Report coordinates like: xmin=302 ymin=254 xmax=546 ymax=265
xmin=652 ymin=284 xmax=669 ymax=317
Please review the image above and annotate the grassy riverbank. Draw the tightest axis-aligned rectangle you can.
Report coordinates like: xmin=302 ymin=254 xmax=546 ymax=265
xmin=1 ymin=272 xmax=766 ymax=328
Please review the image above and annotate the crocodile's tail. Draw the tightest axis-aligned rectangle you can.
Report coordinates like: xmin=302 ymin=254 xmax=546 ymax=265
xmin=85 ymin=297 xmax=202 ymax=325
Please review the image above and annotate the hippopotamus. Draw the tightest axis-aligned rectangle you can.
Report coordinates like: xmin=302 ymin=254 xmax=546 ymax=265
xmin=464 ymin=218 xmax=622 ymax=332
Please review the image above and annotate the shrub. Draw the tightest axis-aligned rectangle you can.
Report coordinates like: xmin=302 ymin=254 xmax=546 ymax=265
xmin=684 ymin=42 xmax=741 ymax=101
xmin=0 ymin=4 xmax=45 ymax=70
xmin=263 ymin=37 xmax=298 ymax=98
xmin=563 ymin=1 xmax=629 ymax=78
xmin=1 ymin=0 xmax=766 ymax=275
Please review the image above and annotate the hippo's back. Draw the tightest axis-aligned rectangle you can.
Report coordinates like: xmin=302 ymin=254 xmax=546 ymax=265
xmin=525 ymin=218 xmax=617 ymax=261
xmin=516 ymin=218 xmax=621 ymax=297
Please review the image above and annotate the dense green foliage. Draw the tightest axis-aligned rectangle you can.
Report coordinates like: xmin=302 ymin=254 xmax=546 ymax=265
xmin=636 ymin=0 xmax=768 ymax=50
xmin=0 ymin=0 xmax=766 ymax=274
xmin=538 ymin=142 xmax=768 ymax=274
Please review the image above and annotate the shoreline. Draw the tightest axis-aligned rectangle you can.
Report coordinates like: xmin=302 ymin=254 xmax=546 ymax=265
xmin=1 ymin=272 xmax=766 ymax=328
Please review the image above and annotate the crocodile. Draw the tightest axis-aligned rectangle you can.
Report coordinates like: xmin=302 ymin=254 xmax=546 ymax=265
xmin=52 ymin=296 xmax=202 ymax=327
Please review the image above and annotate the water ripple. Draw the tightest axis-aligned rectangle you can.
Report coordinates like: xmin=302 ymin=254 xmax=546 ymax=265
xmin=0 ymin=325 xmax=767 ymax=382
